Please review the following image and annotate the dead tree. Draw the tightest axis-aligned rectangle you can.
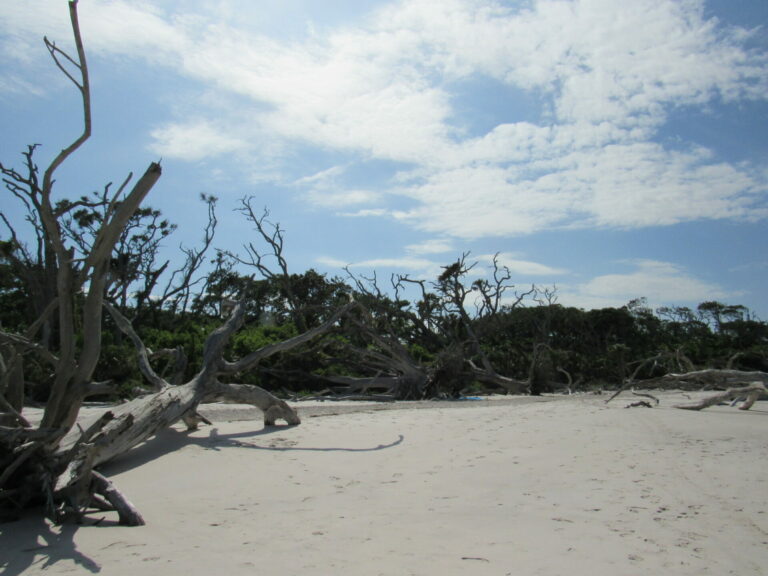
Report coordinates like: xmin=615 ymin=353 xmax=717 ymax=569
xmin=335 ymin=300 xmax=430 ymax=399
xmin=635 ymin=368 xmax=768 ymax=391
xmin=674 ymin=383 xmax=766 ymax=411
xmin=224 ymin=198 xmax=308 ymax=331
xmin=0 ymin=1 xmax=327 ymax=525
xmin=0 ymin=0 xmax=163 ymax=434
xmin=433 ymin=253 xmax=531 ymax=394
xmin=156 ymin=194 xmax=219 ymax=319
xmin=607 ymin=366 xmax=768 ymax=405
xmin=606 ymin=351 xmax=707 ymax=403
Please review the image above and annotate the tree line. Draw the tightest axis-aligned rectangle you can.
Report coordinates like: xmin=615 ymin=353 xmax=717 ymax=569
xmin=2 ymin=193 xmax=765 ymax=402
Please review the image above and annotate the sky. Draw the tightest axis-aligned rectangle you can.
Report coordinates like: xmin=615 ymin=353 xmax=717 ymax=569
xmin=1 ymin=0 xmax=767 ymax=318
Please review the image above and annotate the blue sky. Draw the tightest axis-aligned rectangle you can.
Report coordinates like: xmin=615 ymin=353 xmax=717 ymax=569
xmin=1 ymin=0 xmax=767 ymax=317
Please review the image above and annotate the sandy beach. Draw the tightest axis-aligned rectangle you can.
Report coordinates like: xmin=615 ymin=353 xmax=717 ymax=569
xmin=2 ymin=392 xmax=767 ymax=575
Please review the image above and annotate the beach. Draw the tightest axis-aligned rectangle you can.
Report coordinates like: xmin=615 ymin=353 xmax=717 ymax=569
xmin=2 ymin=392 xmax=767 ymax=575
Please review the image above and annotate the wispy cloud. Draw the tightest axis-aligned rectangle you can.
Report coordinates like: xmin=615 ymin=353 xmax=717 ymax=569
xmin=489 ymin=252 xmax=569 ymax=277
xmin=304 ymin=189 xmax=382 ymax=208
xmin=317 ymin=255 xmax=439 ymax=273
xmin=559 ymin=259 xmax=732 ymax=310
xmin=149 ymin=121 xmax=248 ymax=161
xmin=405 ymin=238 xmax=455 ymax=255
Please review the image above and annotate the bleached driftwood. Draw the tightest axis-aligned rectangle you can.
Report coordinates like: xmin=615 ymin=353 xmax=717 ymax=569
xmin=674 ymin=383 xmax=766 ymax=411
xmin=640 ymin=369 xmax=768 ymax=389
xmin=608 ymin=369 xmax=768 ymax=404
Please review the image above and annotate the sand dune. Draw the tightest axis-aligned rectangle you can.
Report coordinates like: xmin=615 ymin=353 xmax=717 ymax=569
xmin=2 ymin=392 xmax=767 ymax=575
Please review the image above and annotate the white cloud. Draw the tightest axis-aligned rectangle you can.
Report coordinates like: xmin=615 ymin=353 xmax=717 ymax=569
xmin=149 ymin=121 xmax=248 ymax=161
xmin=293 ymin=165 xmax=347 ymax=187
xmin=294 ymin=165 xmax=383 ymax=209
xmin=0 ymin=75 xmax=45 ymax=96
xmin=304 ymin=189 xmax=381 ymax=208
xmin=394 ymin=165 xmax=580 ymax=238
xmin=339 ymin=208 xmax=390 ymax=218
xmin=318 ymin=255 xmax=439 ymax=273
xmin=489 ymin=252 xmax=568 ymax=277
xmin=406 ymin=238 xmax=454 ymax=255
xmin=348 ymin=257 xmax=438 ymax=270
xmin=315 ymin=256 xmax=349 ymax=269
xmin=4 ymin=0 xmax=766 ymax=238
xmin=559 ymin=259 xmax=732 ymax=310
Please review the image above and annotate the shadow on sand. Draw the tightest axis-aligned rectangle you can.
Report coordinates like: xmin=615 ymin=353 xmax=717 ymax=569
xmin=0 ymin=516 xmax=103 ymax=576
xmin=0 ymin=424 xmax=403 ymax=574
xmin=101 ymin=424 xmax=405 ymax=476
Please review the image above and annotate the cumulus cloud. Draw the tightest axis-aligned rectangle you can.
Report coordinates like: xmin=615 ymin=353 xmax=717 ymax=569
xmin=4 ymin=0 xmax=766 ymax=238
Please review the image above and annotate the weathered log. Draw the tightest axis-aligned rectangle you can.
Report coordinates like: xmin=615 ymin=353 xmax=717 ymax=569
xmin=203 ymin=382 xmax=300 ymax=426
xmin=640 ymin=369 xmax=768 ymax=389
xmin=91 ymin=471 xmax=144 ymax=526
xmin=674 ymin=383 xmax=766 ymax=411
xmin=608 ymin=369 xmax=768 ymax=404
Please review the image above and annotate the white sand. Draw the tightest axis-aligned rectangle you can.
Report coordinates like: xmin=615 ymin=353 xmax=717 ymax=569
xmin=2 ymin=393 xmax=767 ymax=575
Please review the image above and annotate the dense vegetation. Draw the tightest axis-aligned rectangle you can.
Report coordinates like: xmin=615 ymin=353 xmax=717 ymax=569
xmin=2 ymin=197 xmax=765 ymax=402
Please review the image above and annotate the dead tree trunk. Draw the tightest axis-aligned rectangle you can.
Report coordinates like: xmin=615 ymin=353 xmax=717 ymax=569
xmin=638 ymin=369 xmax=768 ymax=390
xmin=674 ymin=383 xmax=766 ymax=411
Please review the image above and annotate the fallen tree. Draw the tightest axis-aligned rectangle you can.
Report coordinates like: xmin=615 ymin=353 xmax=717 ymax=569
xmin=606 ymin=366 xmax=768 ymax=406
xmin=639 ymin=368 xmax=768 ymax=390
xmin=1 ymin=297 xmax=348 ymax=524
xmin=674 ymin=383 xmax=766 ymax=411
xmin=0 ymin=1 xmax=324 ymax=525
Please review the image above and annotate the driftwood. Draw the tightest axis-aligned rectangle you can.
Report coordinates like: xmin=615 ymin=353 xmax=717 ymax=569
xmin=625 ymin=401 xmax=653 ymax=409
xmin=1 ymin=301 xmax=353 ymax=524
xmin=607 ymin=369 xmax=768 ymax=404
xmin=674 ymin=383 xmax=766 ymax=411
xmin=632 ymin=391 xmax=659 ymax=405
xmin=642 ymin=369 xmax=768 ymax=390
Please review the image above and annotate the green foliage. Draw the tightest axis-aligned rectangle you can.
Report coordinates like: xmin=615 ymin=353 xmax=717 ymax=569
xmin=230 ymin=323 xmax=299 ymax=359
xmin=2 ymin=215 xmax=767 ymax=399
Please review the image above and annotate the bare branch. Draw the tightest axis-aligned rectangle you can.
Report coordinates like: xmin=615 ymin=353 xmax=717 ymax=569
xmin=104 ymin=303 xmax=168 ymax=391
xmin=41 ymin=0 xmax=90 ymax=199
xmin=226 ymin=197 xmax=308 ymax=330
xmin=222 ymin=302 xmax=355 ymax=374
